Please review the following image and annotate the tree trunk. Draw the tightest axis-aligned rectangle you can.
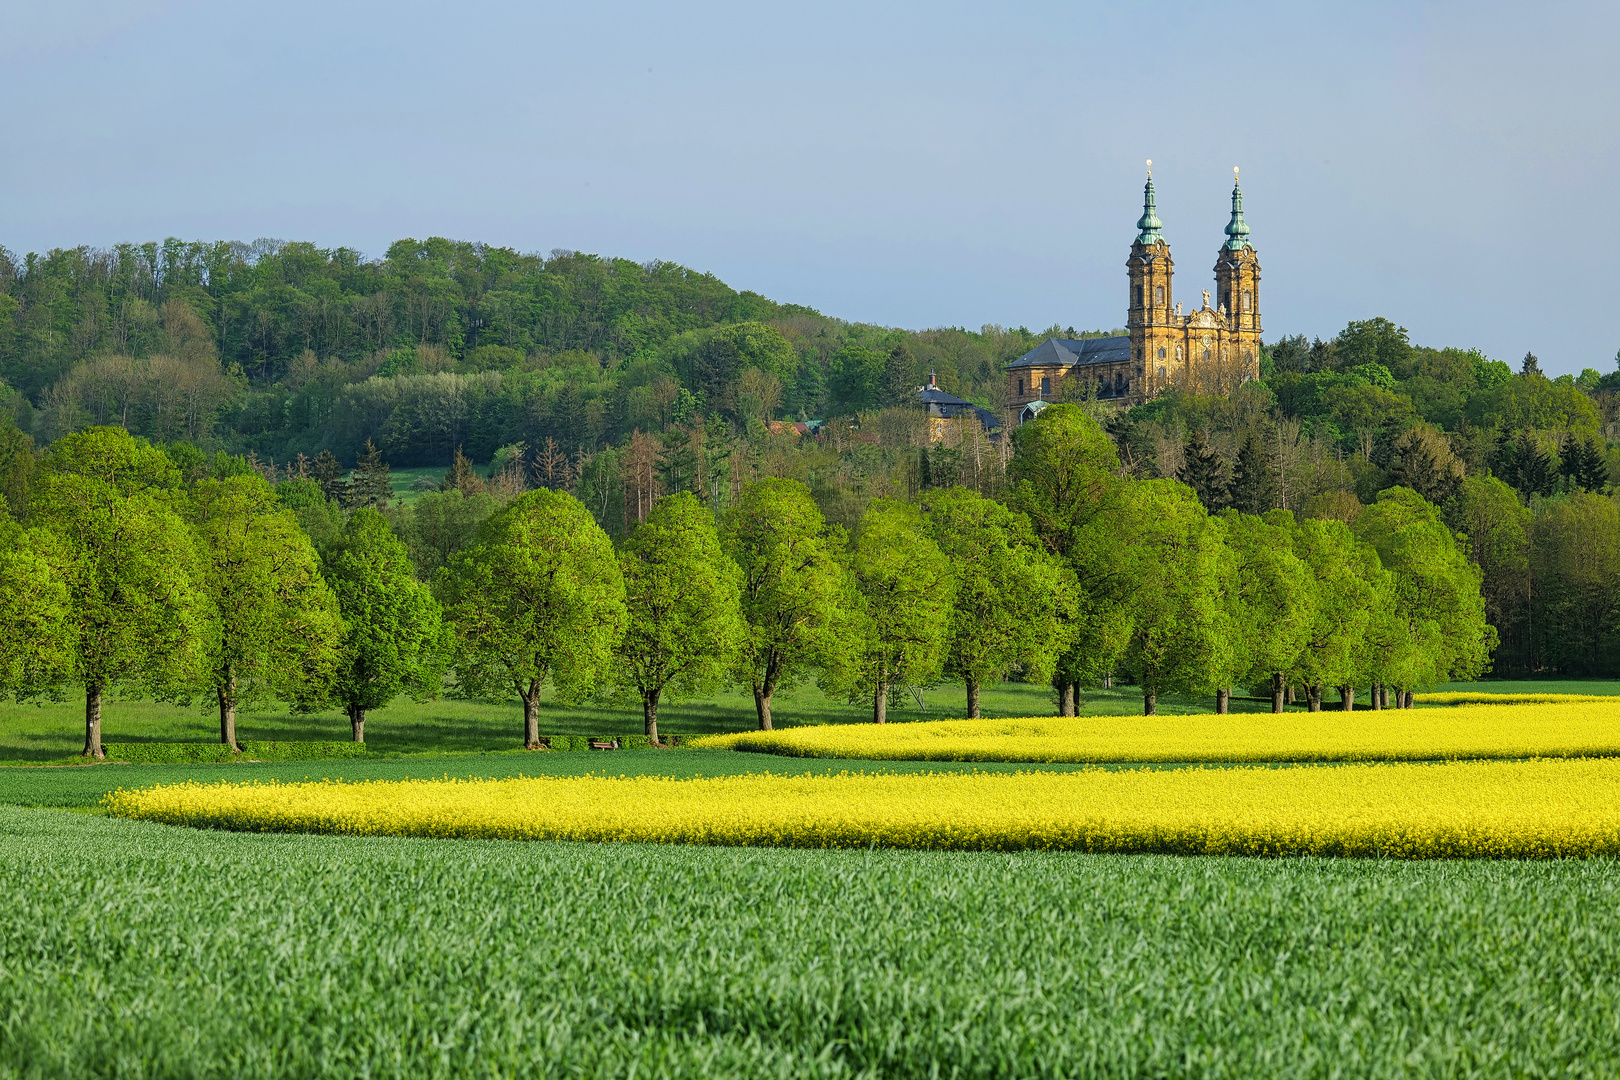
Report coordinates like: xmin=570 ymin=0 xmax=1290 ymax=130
xmin=1337 ymin=685 xmax=1353 ymax=711
xmin=1306 ymin=684 xmax=1322 ymax=712
xmin=1270 ymin=673 xmax=1285 ymax=714
xmin=753 ymin=684 xmax=773 ymax=731
xmin=966 ymin=680 xmax=980 ymax=719
xmin=874 ymin=680 xmax=888 ymax=724
xmin=218 ymin=678 xmax=239 ymax=750
xmin=1370 ymin=683 xmax=1382 ymax=711
xmin=349 ymin=702 xmax=366 ymax=743
xmin=83 ymin=680 xmax=105 ymax=760
xmin=1216 ymin=688 xmax=1230 ymax=714
xmin=1380 ymin=685 xmax=1390 ymax=709
xmin=1402 ymin=690 xmax=1414 ymax=709
xmin=643 ymin=688 xmax=660 ymax=745
xmin=1062 ymin=682 xmax=1076 ymax=717
xmin=1143 ymin=691 xmax=1157 ymax=716
xmin=521 ymin=681 xmax=540 ymax=749
xmin=1104 ymin=672 xmax=1113 ymax=689
xmin=1285 ymin=684 xmax=1295 ymax=706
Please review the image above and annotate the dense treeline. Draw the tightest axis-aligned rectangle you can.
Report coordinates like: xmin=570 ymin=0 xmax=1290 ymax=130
xmin=0 ymin=237 xmax=1073 ymax=468
xmin=3 ymin=235 xmax=1620 ymax=678
xmin=0 ymin=418 xmax=1493 ymax=758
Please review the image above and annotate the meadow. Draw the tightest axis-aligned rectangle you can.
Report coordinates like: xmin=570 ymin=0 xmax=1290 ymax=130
xmin=5 ymin=806 xmax=1620 ymax=1078
xmin=10 ymin=690 xmax=1620 ymax=1075
xmin=7 ymin=678 xmax=1617 ymax=763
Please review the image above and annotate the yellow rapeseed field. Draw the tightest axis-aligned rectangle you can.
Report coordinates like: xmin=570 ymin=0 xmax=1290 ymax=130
xmin=105 ymin=759 xmax=1620 ymax=858
xmin=1411 ymin=692 xmax=1611 ymax=706
xmin=690 ymin=701 xmax=1620 ymax=763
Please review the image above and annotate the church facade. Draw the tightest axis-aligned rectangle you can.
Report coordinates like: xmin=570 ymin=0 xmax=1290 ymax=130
xmin=1006 ymin=170 xmax=1262 ymax=424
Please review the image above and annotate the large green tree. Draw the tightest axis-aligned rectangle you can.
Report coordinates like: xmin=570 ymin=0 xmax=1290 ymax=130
xmin=1005 ymin=404 xmax=1126 ymax=706
xmin=321 ymin=508 xmax=447 ymax=742
xmin=1354 ymin=487 xmax=1495 ymax=690
xmin=440 ymin=489 xmax=625 ymax=749
xmin=1212 ymin=511 xmax=1314 ymax=712
xmin=187 ymin=476 xmax=345 ymax=748
xmin=29 ymin=428 xmax=210 ymax=758
xmin=840 ymin=500 xmax=954 ymax=724
xmin=722 ymin=478 xmax=850 ymax=730
xmin=922 ymin=487 xmax=1064 ymax=717
xmin=1285 ymin=518 xmax=1382 ymax=711
xmin=612 ymin=492 xmax=746 ymax=743
xmin=1075 ymin=480 xmax=1231 ymax=714
xmin=0 ymin=519 xmax=75 ymax=701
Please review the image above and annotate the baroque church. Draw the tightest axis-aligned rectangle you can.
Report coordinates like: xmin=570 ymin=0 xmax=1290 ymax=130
xmin=1005 ymin=167 xmax=1263 ymax=424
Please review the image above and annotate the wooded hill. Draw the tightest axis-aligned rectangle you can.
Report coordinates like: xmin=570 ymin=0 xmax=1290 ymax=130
xmin=2 ymin=235 xmax=1620 ymax=679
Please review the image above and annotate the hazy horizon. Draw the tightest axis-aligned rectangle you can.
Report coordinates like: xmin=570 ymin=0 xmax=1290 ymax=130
xmin=3 ymin=0 xmax=1615 ymax=375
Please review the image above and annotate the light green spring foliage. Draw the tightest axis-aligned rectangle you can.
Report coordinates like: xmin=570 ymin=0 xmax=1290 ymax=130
xmin=1004 ymin=403 xmax=1121 ymax=557
xmin=441 ymin=489 xmax=626 ymax=705
xmin=386 ymin=486 xmax=500 ymax=579
xmin=722 ymin=478 xmax=851 ymax=708
xmin=1355 ymin=487 xmax=1496 ymax=684
xmin=1214 ymin=510 xmax=1315 ymax=691
xmin=273 ymin=477 xmax=344 ymax=549
xmin=613 ymin=492 xmax=746 ymax=717
xmin=186 ymin=475 xmax=344 ymax=712
xmin=1102 ymin=480 xmax=1233 ymax=702
xmin=1005 ymin=404 xmax=1129 ymax=687
xmin=1525 ymin=491 xmax=1620 ymax=674
xmin=0 ymin=517 xmax=75 ymax=697
xmin=921 ymin=486 xmax=1065 ymax=691
xmin=1286 ymin=517 xmax=1383 ymax=692
xmin=29 ymin=427 xmax=210 ymax=699
xmin=321 ymin=508 xmax=447 ymax=716
xmin=841 ymin=499 xmax=955 ymax=703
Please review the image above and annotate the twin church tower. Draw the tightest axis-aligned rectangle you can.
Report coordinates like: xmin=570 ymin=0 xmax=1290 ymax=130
xmin=1006 ymin=165 xmax=1263 ymax=422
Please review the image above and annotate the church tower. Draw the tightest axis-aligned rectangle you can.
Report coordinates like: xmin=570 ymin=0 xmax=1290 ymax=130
xmin=1213 ymin=168 xmax=1262 ymax=379
xmin=1127 ymin=164 xmax=1176 ymax=393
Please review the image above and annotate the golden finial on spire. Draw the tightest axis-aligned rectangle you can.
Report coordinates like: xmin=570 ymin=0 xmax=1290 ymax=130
xmin=1234 ymin=166 xmax=1240 ymax=179
xmin=1146 ymin=159 xmax=1153 ymax=178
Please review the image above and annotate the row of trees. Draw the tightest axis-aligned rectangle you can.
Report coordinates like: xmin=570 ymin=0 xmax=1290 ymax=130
xmin=0 ymin=408 xmax=1494 ymax=758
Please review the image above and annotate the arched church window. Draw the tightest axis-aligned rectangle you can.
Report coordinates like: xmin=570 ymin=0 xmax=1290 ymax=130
xmin=1017 ymin=379 xmax=1024 ymax=396
xmin=1242 ymin=290 xmax=1251 ymax=312
xmin=1155 ymin=286 xmax=1164 ymax=305
xmin=1157 ymin=347 xmax=1166 ymax=360
xmin=1203 ymin=349 xmax=1211 ymax=363
xmin=1040 ymin=376 xmax=1051 ymax=396
xmin=1157 ymin=365 xmax=1166 ymax=381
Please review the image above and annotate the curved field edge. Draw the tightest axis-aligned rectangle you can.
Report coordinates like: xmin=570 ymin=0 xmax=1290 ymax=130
xmin=105 ymin=759 xmax=1620 ymax=859
xmin=689 ymin=701 xmax=1620 ymax=763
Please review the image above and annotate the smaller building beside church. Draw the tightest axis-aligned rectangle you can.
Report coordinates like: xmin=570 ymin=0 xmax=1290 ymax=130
xmin=1005 ymin=168 xmax=1263 ymax=424
xmin=916 ymin=372 xmax=1001 ymax=442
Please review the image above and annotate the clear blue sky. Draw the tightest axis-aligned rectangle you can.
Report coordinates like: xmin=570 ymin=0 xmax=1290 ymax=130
xmin=2 ymin=1 xmax=1615 ymax=375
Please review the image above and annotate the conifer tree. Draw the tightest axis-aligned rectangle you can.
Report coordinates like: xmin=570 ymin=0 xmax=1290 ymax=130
xmin=1179 ymin=428 xmax=1228 ymax=512
xmin=1560 ymin=435 xmax=1608 ymax=492
xmin=349 ymin=439 xmax=393 ymax=508
xmin=312 ymin=449 xmax=350 ymax=505
xmin=1228 ymin=434 xmax=1275 ymax=514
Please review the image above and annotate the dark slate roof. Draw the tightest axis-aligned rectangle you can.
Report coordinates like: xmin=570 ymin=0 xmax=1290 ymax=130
xmin=1005 ymin=336 xmax=1132 ymax=370
xmin=918 ymin=384 xmax=971 ymax=408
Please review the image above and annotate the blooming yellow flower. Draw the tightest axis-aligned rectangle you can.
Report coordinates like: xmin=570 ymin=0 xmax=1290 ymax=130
xmin=690 ymin=701 xmax=1620 ymax=763
xmin=105 ymin=758 xmax=1620 ymax=858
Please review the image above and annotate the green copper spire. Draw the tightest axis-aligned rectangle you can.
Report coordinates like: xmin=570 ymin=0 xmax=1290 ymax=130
xmin=1223 ymin=168 xmax=1251 ymax=250
xmin=1135 ymin=163 xmax=1163 ymax=245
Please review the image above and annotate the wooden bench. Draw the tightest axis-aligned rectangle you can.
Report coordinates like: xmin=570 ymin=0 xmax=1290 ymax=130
xmin=589 ymin=739 xmax=619 ymax=750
